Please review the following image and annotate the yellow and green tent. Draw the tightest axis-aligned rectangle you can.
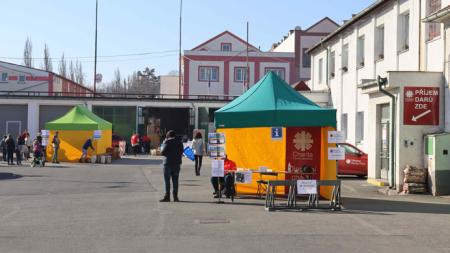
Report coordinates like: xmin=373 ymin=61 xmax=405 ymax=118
xmin=44 ymin=105 xmax=112 ymax=162
xmin=215 ymin=71 xmax=337 ymax=198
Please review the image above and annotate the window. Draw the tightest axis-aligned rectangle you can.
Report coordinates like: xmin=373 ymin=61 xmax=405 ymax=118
xmin=198 ymin=66 xmax=219 ymax=82
xmin=341 ymin=113 xmax=348 ymax=140
xmin=234 ymin=67 xmax=248 ymax=82
xmin=426 ymin=0 xmax=441 ymax=41
xmin=339 ymin=144 xmax=361 ymax=155
xmin=18 ymin=75 xmax=26 ymax=82
xmin=375 ymin=25 xmax=385 ymax=60
xmin=265 ymin=68 xmax=285 ymax=80
xmin=221 ymin=43 xmax=232 ymax=52
xmin=318 ymin=58 xmax=323 ymax=84
xmin=330 ymin=51 xmax=336 ymax=78
xmin=356 ymin=111 xmax=364 ymax=143
xmin=302 ymin=48 xmax=311 ymax=68
xmin=357 ymin=35 xmax=365 ymax=68
xmin=398 ymin=12 xmax=410 ymax=51
xmin=1 ymin=73 xmax=8 ymax=81
xmin=342 ymin=44 xmax=349 ymax=72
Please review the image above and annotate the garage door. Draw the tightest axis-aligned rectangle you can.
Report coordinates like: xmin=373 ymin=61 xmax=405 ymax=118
xmin=39 ymin=105 xmax=74 ymax=130
xmin=0 ymin=105 xmax=28 ymax=138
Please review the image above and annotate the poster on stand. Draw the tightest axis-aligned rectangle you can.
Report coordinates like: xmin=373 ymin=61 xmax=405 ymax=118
xmin=211 ymin=159 xmax=225 ymax=177
xmin=297 ymin=180 xmax=317 ymax=194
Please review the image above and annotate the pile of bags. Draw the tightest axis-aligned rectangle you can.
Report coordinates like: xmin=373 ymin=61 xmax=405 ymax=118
xmin=402 ymin=165 xmax=427 ymax=194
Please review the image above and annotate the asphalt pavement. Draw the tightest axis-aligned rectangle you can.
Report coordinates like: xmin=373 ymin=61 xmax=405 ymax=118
xmin=0 ymin=156 xmax=449 ymax=253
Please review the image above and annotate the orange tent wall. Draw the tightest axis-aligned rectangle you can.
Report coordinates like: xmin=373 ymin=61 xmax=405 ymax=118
xmin=46 ymin=129 xmax=112 ymax=162
xmin=218 ymin=127 xmax=336 ymax=199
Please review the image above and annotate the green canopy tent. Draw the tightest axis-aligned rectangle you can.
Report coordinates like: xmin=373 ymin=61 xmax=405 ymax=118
xmin=44 ymin=105 xmax=112 ymax=162
xmin=214 ymin=72 xmax=337 ymax=197
xmin=45 ymin=105 xmax=112 ymax=130
xmin=215 ymin=71 xmax=336 ymax=128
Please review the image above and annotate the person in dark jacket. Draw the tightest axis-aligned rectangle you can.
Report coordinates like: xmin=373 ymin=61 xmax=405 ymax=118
xmin=160 ymin=130 xmax=184 ymax=202
xmin=80 ymin=138 xmax=95 ymax=163
xmin=5 ymin=134 xmax=15 ymax=165
xmin=0 ymin=135 xmax=7 ymax=162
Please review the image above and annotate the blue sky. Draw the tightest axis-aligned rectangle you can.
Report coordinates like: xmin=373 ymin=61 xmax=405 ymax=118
xmin=1 ymin=0 xmax=374 ymax=85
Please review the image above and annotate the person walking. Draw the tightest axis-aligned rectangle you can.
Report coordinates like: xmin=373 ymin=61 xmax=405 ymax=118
xmin=0 ymin=135 xmax=7 ymax=162
xmin=80 ymin=137 xmax=95 ymax=163
xmin=5 ymin=134 xmax=15 ymax=165
xmin=24 ymin=132 xmax=31 ymax=159
xmin=16 ymin=135 xmax=25 ymax=165
xmin=51 ymin=131 xmax=60 ymax=163
xmin=192 ymin=132 xmax=205 ymax=176
xmin=160 ymin=130 xmax=184 ymax=202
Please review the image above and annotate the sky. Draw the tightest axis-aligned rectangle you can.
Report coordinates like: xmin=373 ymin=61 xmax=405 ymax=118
xmin=1 ymin=0 xmax=374 ymax=86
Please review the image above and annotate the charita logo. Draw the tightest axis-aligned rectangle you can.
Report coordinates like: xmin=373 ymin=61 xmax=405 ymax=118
xmin=405 ymin=90 xmax=414 ymax=99
xmin=293 ymin=131 xmax=313 ymax=151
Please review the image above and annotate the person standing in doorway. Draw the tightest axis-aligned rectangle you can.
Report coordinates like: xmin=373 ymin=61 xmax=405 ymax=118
xmin=131 ymin=132 xmax=140 ymax=156
xmin=52 ymin=131 xmax=60 ymax=163
xmin=1 ymin=135 xmax=7 ymax=162
xmin=192 ymin=132 xmax=205 ymax=176
xmin=160 ymin=130 xmax=184 ymax=202
xmin=5 ymin=134 xmax=15 ymax=165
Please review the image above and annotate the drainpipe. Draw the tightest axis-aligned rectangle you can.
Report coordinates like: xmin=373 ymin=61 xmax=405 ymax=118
xmin=378 ymin=76 xmax=396 ymax=188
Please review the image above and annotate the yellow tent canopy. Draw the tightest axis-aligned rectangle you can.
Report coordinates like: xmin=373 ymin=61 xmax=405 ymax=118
xmin=44 ymin=105 xmax=112 ymax=162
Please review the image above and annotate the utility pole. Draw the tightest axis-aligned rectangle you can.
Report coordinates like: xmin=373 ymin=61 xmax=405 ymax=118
xmin=178 ymin=0 xmax=183 ymax=98
xmin=93 ymin=0 xmax=98 ymax=97
xmin=246 ymin=21 xmax=249 ymax=92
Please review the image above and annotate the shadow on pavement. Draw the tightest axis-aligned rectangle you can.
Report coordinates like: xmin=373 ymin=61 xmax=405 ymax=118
xmin=0 ymin=172 xmax=23 ymax=180
xmin=343 ymin=197 xmax=450 ymax=214
xmin=179 ymin=200 xmax=265 ymax=207
xmin=112 ymin=157 xmax=163 ymax=166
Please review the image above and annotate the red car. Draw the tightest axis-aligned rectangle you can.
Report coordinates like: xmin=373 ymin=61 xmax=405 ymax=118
xmin=337 ymin=143 xmax=368 ymax=177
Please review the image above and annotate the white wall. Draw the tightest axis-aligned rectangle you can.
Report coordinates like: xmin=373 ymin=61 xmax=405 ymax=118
xmin=160 ymin=75 xmax=180 ymax=95
xmin=0 ymin=62 xmax=50 ymax=92
xmin=195 ymin=33 xmax=255 ymax=52
xmin=272 ymin=33 xmax=295 ymax=52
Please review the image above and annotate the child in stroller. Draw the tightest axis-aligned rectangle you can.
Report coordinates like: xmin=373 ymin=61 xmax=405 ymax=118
xmin=31 ymin=140 xmax=45 ymax=167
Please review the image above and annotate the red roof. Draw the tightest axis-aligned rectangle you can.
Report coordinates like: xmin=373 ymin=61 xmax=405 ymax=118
xmin=291 ymin=80 xmax=311 ymax=91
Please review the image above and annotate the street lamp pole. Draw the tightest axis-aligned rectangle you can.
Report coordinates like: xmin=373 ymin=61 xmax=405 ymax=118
xmin=93 ymin=0 xmax=98 ymax=96
xmin=178 ymin=0 xmax=183 ymax=98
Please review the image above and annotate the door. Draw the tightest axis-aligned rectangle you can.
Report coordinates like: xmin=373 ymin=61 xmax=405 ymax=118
xmin=6 ymin=121 xmax=21 ymax=138
xmin=379 ymin=104 xmax=390 ymax=180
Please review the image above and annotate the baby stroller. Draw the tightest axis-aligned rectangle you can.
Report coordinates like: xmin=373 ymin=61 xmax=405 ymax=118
xmin=31 ymin=141 xmax=45 ymax=167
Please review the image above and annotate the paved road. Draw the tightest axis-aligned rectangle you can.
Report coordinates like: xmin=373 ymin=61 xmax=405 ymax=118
xmin=0 ymin=157 xmax=449 ymax=253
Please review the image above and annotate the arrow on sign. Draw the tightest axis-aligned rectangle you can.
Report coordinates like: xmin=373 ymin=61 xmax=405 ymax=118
xmin=412 ymin=109 xmax=431 ymax=122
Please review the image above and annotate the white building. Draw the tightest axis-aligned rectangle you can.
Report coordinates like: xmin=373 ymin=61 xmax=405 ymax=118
xmin=271 ymin=17 xmax=339 ymax=82
xmin=308 ymin=0 xmax=449 ymax=190
xmin=183 ymin=31 xmax=295 ymax=98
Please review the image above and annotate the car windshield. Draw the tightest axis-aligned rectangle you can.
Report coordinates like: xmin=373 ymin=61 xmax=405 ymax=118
xmin=339 ymin=144 xmax=361 ymax=155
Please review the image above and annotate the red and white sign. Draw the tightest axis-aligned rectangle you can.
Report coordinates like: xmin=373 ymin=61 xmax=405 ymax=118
xmin=403 ymin=86 xmax=439 ymax=125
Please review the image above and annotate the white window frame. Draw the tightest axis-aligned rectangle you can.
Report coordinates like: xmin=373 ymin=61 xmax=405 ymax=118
xmin=342 ymin=44 xmax=349 ymax=72
xmin=398 ymin=12 xmax=410 ymax=52
xmin=318 ymin=58 xmax=323 ymax=84
xmin=221 ymin=43 xmax=232 ymax=52
xmin=234 ymin=67 xmax=247 ymax=82
xmin=329 ymin=51 xmax=336 ymax=78
xmin=375 ymin=25 xmax=385 ymax=60
xmin=357 ymin=35 xmax=365 ymax=68
xmin=264 ymin=68 xmax=285 ymax=80
xmin=198 ymin=66 xmax=219 ymax=82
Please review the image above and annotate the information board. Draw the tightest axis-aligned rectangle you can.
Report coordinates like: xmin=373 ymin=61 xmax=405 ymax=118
xmin=328 ymin=147 xmax=345 ymax=160
xmin=297 ymin=180 xmax=317 ymax=194
xmin=327 ymin=131 xmax=345 ymax=143
xmin=211 ymin=159 xmax=225 ymax=177
xmin=403 ymin=86 xmax=439 ymax=125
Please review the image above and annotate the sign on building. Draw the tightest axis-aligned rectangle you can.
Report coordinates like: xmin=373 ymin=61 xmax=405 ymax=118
xmin=327 ymin=131 xmax=345 ymax=143
xmin=403 ymin=87 xmax=439 ymax=125
xmin=271 ymin=127 xmax=282 ymax=140
xmin=328 ymin=147 xmax=345 ymax=160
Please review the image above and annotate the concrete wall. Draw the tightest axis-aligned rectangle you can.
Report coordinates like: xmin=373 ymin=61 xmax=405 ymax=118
xmin=39 ymin=105 xmax=74 ymax=130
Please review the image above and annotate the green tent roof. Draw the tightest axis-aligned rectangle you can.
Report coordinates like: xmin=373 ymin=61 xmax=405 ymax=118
xmin=215 ymin=71 xmax=336 ymax=128
xmin=45 ymin=105 xmax=112 ymax=130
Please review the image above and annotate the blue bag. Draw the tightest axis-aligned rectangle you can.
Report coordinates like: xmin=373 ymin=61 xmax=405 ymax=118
xmin=183 ymin=147 xmax=195 ymax=161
